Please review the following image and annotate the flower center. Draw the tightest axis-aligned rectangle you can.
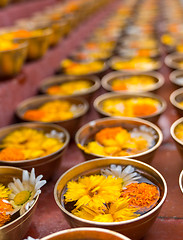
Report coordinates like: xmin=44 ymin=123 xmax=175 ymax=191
xmin=89 ymin=186 xmax=99 ymax=197
xmin=14 ymin=191 xmax=31 ymax=205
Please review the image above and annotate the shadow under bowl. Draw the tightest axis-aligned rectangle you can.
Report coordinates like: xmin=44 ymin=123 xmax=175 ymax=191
xmin=39 ymin=74 xmax=101 ymax=102
xmin=54 ymin=157 xmax=167 ymax=240
xmin=0 ymin=122 xmax=70 ymax=180
xmin=93 ymin=92 xmax=167 ymax=123
xmin=0 ymin=166 xmax=39 ymax=240
xmin=15 ymin=95 xmax=89 ymax=137
xmin=40 ymin=227 xmax=131 ymax=240
xmin=101 ymin=71 xmax=164 ymax=93
xmin=75 ymin=117 xmax=163 ymax=164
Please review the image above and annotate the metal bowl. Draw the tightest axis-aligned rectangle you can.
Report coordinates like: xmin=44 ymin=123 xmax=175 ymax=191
xmin=0 ymin=0 xmax=9 ymax=7
xmin=0 ymin=122 xmax=70 ymax=180
xmin=109 ymin=56 xmax=161 ymax=73
xmin=16 ymin=95 xmax=89 ymax=137
xmin=93 ymin=92 xmax=166 ymax=123
xmin=179 ymin=170 xmax=183 ymax=194
xmin=169 ymin=70 xmax=183 ymax=88
xmin=39 ymin=75 xmax=100 ymax=101
xmin=101 ymin=71 xmax=164 ymax=93
xmin=165 ymin=53 xmax=183 ymax=70
xmin=170 ymin=117 xmax=183 ymax=161
xmin=0 ymin=166 xmax=39 ymax=240
xmin=40 ymin=227 xmax=131 ymax=240
xmin=170 ymin=88 xmax=183 ymax=116
xmin=75 ymin=117 xmax=163 ymax=164
xmin=0 ymin=42 xmax=27 ymax=78
xmin=54 ymin=157 xmax=167 ymax=240
xmin=14 ymin=29 xmax=52 ymax=60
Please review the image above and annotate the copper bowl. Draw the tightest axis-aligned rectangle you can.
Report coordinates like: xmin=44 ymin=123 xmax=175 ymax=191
xmin=93 ymin=92 xmax=166 ymax=123
xmin=0 ymin=122 xmax=70 ymax=180
xmin=14 ymin=28 xmax=52 ymax=60
xmin=0 ymin=166 xmax=39 ymax=240
xmin=165 ymin=53 xmax=183 ymax=70
xmin=16 ymin=95 xmax=89 ymax=137
xmin=179 ymin=170 xmax=183 ymax=194
xmin=39 ymin=75 xmax=100 ymax=101
xmin=0 ymin=42 xmax=27 ymax=78
xmin=169 ymin=70 xmax=183 ymax=88
xmin=170 ymin=117 xmax=183 ymax=161
xmin=40 ymin=227 xmax=131 ymax=240
xmin=54 ymin=157 xmax=167 ymax=240
xmin=101 ymin=71 xmax=164 ymax=93
xmin=75 ymin=117 xmax=163 ymax=164
xmin=109 ymin=56 xmax=161 ymax=73
xmin=170 ymin=88 xmax=183 ymax=116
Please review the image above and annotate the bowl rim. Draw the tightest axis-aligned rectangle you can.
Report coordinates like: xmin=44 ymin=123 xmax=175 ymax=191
xmin=108 ymin=55 xmax=162 ymax=72
xmin=93 ymin=92 xmax=167 ymax=120
xmin=170 ymin=87 xmax=183 ymax=110
xmin=39 ymin=74 xmax=101 ymax=97
xmin=16 ymin=95 xmax=89 ymax=124
xmin=0 ymin=166 xmax=39 ymax=230
xmin=75 ymin=116 xmax=163 ymax=159
xmin=54 ymin=157 xmax=167 ymax=226
xmin=101 ymin=71 xmax=165 ymax=93
xmin=170 ymin=117 xmax=183 ymax=146
xmin=165 ymin=53 xmax=183 ymax=70
xmin=169 ymin=70 xmax=183 ymax=87
xmin=0 ymin=122 xmax=70 ymax=164
xmin=40 ymin=227 xmax=131 ymax=240
xmin=179 ymin=170 xmax=183 ymax=194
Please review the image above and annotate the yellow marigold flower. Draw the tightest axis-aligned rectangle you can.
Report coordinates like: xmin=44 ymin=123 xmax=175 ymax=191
xmin=0 ymin=184 xmax=11 ymax=199
xmin=175 ymin=123 xmax=183 ymax=142
xmin=74 ymin=198 xmax=140 ymax=222
xmin=64 ymin=175 xmax=122 ymax=209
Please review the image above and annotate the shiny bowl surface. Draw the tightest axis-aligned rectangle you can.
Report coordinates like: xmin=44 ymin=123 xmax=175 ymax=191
xmin=0 ymin=42 xmax=27 ymax=78
xmin=0 ymin=166 xmax=39 ymax=240
xmin=179 ymin=170 xmax=183 ymax=194
xmin=54 ymin=157 xmax=167 ymax=240
xmin=0 ymin=122 xmax=70 ymax=180
xmin=165 ymin=53 xmax=183 ymax=70
xmin=169 ymin=70 xmax=183 ymax=87
xmin=75 ymin=117 xmax=163 ymax=164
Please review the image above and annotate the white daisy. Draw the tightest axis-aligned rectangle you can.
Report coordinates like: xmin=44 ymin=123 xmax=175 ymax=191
xmin=24 ymin=237 xmax=39 ymax=240
xmin=101 ymin=164 xmax=141 ymax=188
xmin=8 ymin=168 xmax=46 ymax=215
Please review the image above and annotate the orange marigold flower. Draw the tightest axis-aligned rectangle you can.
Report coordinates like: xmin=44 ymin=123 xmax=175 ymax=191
xmin=23 ymin=109 xmax=45 ymax=121
xmin=0 ymin=148 xmax=25 ymax=161
xmin=0 ymin=199 xmax=13 ymax=227
xmin=95 ymin=127 xmax=123 ymax=145
xmin=121 ymin=182 xmax=160 ymax=213
xmin=133 ymin=103 xmax=157 ymax=117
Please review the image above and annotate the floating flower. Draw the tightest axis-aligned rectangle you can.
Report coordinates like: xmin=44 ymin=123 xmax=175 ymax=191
xmin=121 ymin=182 xmax=160 ymax=213
xmin=175 ymin=123 xmax=183 ymax=142
xmin=81 ymin=126 xmax=156 ymax=157
xmin=0 ymin=184 xmax=11 ymax=198
xmin=8 ymin=168 xmax=46 ymax=215
xmin=74 ymin=197 xmax=140 ymax=222
xmin=47 ymin=80 xmax=92 ymax=95
xmin=102 ymin=97 xmax=160 ymax=117
xmin=0 ymin=128 xmax=64 ymax=161
xmin=101 ymin=164 xmax=141 ymax=188
xmin=23 ymin=100 xmax=83 ymax=122
xmin=0 ymin=198 xmax=13 ymax=227
xmin=64 ymin=175 xmax=122 ymax=209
